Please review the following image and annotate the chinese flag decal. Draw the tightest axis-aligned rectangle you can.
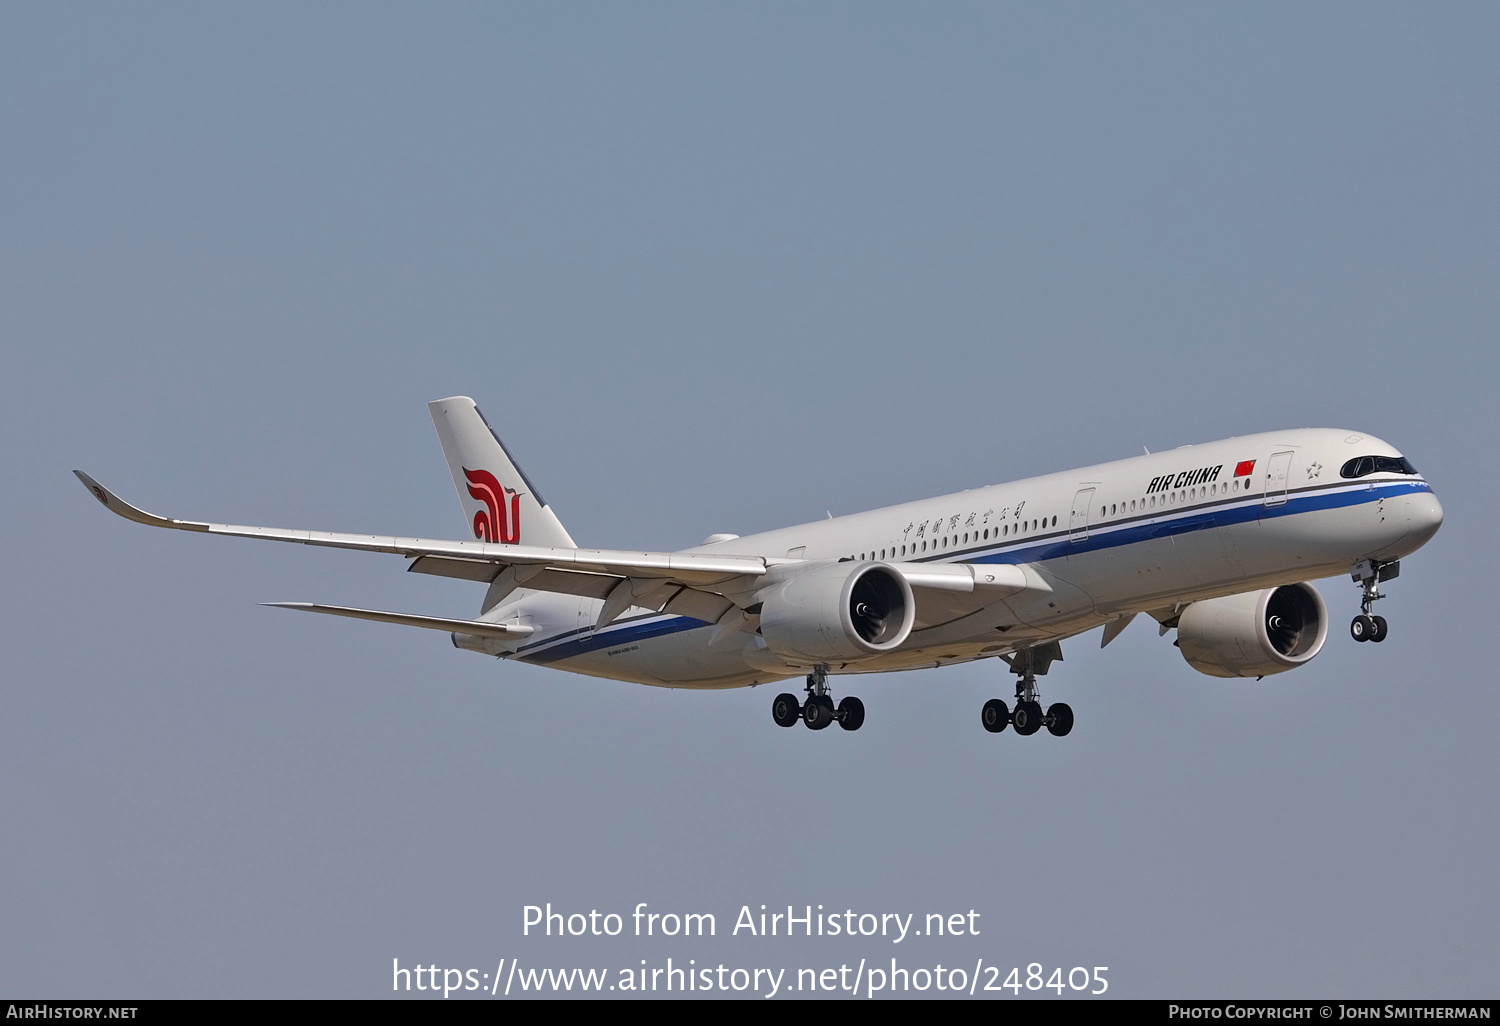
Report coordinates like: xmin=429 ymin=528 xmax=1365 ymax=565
xmin=1234 ymin=460 xmax=1256 ymax=477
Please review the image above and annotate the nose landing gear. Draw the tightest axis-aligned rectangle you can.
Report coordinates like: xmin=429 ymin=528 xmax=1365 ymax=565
xmin=1350 ymin=559 xmax=1397 ymax=643
xmin=983 ymin=643 xmax=1073 ymax=737
xmin=771 ymin=666 xmax=865 ymax=732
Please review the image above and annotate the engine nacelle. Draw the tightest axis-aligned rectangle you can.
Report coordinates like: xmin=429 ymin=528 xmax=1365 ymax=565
xmin=1177 ymin=583 xmax=1328 ymax=678
xmin=759 ymin=562 xmax=915 ymax=664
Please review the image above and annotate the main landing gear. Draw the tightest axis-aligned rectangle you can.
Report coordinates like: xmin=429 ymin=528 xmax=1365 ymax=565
xmin=772 ymin=666 xmax=865 ymax=732
xmin=1350 ymin=559 xmax=1397 ymax=643
xmin=983 ymin=643 xmax=1072 ymax=737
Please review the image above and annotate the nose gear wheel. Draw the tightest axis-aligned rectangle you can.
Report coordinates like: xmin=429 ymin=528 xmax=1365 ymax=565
xmin=1350 ymin=560 xmax=1397 ymax=643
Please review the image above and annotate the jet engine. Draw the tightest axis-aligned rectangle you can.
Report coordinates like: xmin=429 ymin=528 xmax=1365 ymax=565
xmin=1176 ymin=583 xmax=1328 ymax=678
xmin=758 ymin=562 xmax=915 ymax=664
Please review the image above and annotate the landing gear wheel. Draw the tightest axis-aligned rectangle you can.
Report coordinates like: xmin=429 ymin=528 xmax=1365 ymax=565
xmin=772 ymin=693 xmax=802 ymax=728
xmin=1351 ymin=560 xmax=1399 ymax=644
xmin=981 ymin=699 xmax=1010 ymax=734
xmin=804 ymin=695 xmax=834 ymax=730
xmin=1012 ymin=700 xmax=1044 ymax=736
xmin=836 ymin=696 xmax=865 ymax=731
xmin=1046 ymin=702 xmax=1074 ymax=737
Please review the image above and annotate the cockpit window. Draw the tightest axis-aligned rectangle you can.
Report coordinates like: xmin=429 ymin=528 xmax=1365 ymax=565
xmin=1340 ymin=455 xmax=1418 ymax=479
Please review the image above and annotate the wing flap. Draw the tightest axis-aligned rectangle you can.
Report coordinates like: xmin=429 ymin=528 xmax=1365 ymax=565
xmin=407 ymin=555 xmax=506 ymax=582
xmin=515 ymin=567 xmax=622 ymax=600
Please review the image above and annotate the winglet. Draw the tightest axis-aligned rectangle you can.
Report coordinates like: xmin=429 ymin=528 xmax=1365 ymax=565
xmin=72 ymin=471 xmax=210 ymax=532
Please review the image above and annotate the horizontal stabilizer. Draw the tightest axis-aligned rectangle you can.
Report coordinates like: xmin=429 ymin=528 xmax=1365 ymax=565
xmin=263 ymin=602 xmax=534 ymax=639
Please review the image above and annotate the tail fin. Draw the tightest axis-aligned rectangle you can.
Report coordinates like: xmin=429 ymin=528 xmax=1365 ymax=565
xmin=427 ymin=397 xmax=577 ymax=549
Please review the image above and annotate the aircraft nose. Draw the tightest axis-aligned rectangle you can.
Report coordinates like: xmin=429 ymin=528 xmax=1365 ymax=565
xmin=1407 ymin=490 xmax=1444 ymax=547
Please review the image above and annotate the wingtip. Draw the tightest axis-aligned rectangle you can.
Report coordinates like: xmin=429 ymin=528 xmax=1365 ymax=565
xmin=74 ymin=470 xmax=117 ymax=510
xmin=72 ymin=472 xmax=209 ymax=531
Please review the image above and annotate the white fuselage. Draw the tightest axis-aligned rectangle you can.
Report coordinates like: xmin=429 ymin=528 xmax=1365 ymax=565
xmin=493 ymin=429 xmax=1442 ymax=688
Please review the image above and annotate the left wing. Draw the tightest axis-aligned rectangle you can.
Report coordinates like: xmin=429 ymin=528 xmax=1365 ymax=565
xmin=76 ymin=472 xmax=1032 ymax=634
xmin=74 ymin=471 xmax=770 ymax=591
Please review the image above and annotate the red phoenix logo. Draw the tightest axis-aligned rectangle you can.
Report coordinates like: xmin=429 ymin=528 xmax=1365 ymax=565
xmin=463 ymin=467 xmax=520 ymax=544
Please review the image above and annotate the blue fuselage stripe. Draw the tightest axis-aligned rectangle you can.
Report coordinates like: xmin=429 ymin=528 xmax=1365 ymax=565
xmin=967 ymin=479 xmax=1429 ymax=566
xmin=518 ymin=615 xmax=709 ymax=665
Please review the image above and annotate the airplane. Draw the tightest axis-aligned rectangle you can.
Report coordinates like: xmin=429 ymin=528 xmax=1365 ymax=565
xmin=74 ymin=397 xmax=1443 ymax=736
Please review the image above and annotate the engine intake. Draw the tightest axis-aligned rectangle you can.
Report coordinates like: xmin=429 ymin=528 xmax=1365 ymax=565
xmin=759 ymin=562 xmax=915 ymax=664
xmin=1176 ymin=583 xmax=1328 ymax=678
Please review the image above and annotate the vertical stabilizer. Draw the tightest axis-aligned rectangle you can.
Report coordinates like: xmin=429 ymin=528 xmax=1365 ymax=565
xmin=427 ymin=397 xmax=577 ymax=549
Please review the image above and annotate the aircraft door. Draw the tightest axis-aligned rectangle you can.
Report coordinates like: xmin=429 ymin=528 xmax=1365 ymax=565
xmin=1263 ymin=451 xmax=1294 ymax=507
xmin=1069 ymin=488 xmax=1095 ymax=542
